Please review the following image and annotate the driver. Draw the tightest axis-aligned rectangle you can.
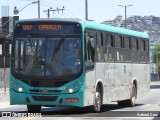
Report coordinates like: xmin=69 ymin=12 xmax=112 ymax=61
xmin=63 ymin=41 xmax=80 ymax=74
xmin=37 ymin=40 xmax=63 ymax=75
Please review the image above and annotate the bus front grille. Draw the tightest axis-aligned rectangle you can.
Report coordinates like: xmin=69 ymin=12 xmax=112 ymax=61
xmin=29 ymin=89 xmax=62 ymax=93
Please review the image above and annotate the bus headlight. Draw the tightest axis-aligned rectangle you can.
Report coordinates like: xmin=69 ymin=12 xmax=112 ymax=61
xmin=18 ymin=87 xmax=23 ymax=92
xmin=11 ymin=80 xmax=26 ymax=93
xmin=66 ymin=81 xmax=83 ymax=93
xmin=69 ymin=89 xmax=73 ymax=93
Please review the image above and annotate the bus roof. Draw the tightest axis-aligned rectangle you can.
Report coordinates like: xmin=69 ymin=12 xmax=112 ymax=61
xmin=16 ymin=18 xmax=81 ymax=23
xmin=83 ymin=20 xmax=149 ymax=39
xmin=16 ymin=18 xmax=149 ymax=39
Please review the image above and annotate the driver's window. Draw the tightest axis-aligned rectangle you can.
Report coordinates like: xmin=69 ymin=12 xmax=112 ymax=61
xmin=85 ymin=33 xmax=95 ymax=63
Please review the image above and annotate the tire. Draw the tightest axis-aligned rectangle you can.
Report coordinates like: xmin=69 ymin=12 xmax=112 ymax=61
xmin=27 ymin=105 xmax=41 ymax=113
xmin=118 ymin=100 xmax=125 ymax=108
xmin=125 ymin=84 xmax=137 ymax=107
xmin=90 ymin=86 xmax=102 ymax=112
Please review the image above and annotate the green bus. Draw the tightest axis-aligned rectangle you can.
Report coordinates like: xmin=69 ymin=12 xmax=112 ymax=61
xmin=10 ymin=18 xmax=150 ymax=112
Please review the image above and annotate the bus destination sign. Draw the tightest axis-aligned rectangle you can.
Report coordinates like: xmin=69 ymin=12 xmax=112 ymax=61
xmin=15 ymin=23 xmax=81 ymax=35
xmin=23 ymin=25 xmax=62 ymax=31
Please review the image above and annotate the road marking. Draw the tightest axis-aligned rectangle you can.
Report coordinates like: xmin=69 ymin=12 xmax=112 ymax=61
xmin=20 ymin=117 xmax=35 ymax=120
xmin=150 ymin=89 xmax=160 ymax=91
xmin=0 ymin=105 xmax=19 ymax=108
xmin=0 ymin=106 xmax=11 ymax=108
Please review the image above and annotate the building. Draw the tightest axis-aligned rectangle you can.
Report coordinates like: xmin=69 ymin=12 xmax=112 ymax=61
xmin=103 ymin=15 xmax=160 ymax=74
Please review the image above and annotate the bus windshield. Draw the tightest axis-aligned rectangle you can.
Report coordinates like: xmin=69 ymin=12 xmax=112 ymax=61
xmin=12 ymin=22 xmax=82 ymax=80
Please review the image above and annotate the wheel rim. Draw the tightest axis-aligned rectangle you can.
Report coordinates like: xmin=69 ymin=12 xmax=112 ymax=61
xmin=131 ymin=85 xmax=136 ymax=104
xmin=95 ymin=91 xmax=101 ymax=110
xmin=131 ymin=94 xmax=136 ymax=104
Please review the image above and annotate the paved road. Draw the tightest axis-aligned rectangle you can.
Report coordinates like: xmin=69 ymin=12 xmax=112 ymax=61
xmin=0 ymin=82 xmax=160 ymax=119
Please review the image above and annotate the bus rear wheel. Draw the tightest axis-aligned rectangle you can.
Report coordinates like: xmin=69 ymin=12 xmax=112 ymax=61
xmin=126 ymin=84 xmax=137 ymax=107
xmin=90 ymin=86 xmax=102 ymax=112
xmin=27 ymin=105 xmax=41 ymax=113
xmin=118 ymin=100 xmax=125 ymax=108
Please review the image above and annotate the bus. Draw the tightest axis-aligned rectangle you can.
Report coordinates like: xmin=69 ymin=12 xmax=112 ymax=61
xmin=10 ymin=18 xmax=150 ymax=112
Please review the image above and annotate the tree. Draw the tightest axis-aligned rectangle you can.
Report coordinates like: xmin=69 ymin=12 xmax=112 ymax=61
xmin=152 ymin=43 xmax=160 ymax=73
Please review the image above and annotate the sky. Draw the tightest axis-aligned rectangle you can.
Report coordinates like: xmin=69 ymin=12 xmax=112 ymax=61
xmin=0 ymin=0 xmax=160 ymax=22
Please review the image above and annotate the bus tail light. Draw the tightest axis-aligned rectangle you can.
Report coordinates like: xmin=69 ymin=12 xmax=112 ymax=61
xmin=66 ymin=98 xmax=79 ymax=103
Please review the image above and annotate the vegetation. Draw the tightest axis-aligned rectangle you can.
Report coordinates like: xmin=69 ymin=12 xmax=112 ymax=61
xmin=152 ymin=43 xmax=160 ymax=73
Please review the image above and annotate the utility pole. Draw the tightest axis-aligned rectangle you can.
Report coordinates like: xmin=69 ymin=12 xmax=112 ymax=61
xmin=85 ymin=0 xmax=88 ymax=20
xmin=118 ymin=4 xmax=133 ymax=28
xmin=38 ymin=0 xmax=40 ymax=18
xmin=43 ymin=7 xmax=65 ymax=18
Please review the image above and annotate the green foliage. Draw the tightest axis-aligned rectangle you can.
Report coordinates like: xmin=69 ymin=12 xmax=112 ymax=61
xmin=152 ymin=43 xmax=160 ymax=72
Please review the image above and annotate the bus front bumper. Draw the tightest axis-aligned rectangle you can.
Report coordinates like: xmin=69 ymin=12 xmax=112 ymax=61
xmin=10 ymin=88 xmax=84 ymax=107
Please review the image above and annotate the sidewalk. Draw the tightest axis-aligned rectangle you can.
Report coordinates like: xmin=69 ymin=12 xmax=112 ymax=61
xmin=150 ymin=81 xmax=160 ymax=85
xmin=0 ymin=88 xmax=10 ymax=108
xmin=150 ymin=81 xmax=160 ymax=89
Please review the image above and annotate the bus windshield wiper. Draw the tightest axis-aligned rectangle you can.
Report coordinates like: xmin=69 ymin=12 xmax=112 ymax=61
xmin=52 ymin=35 xmax=65 ymax=61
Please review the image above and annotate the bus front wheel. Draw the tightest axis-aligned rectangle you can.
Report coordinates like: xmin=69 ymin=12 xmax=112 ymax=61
xmin=90 ymin=85 xmax=102 ymax=112
xmin=27 ymin=105 xmax=41 ymax=113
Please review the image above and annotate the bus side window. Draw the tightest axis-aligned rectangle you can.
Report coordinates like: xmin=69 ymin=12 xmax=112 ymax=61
xmin=130 ymin=37 xmax=137 ymax=50
xmin=115 ymin=35 xmax=122 ymax=48
xmin=97 ymin=32 xmax=103 ymax=46
xmin=107 ymin=34 xmax=114 ymax=47
xmin=85 ymin=34 xmax=95 ymax=62
xmin=142 ymin=40 xmax=145 ymax=51
xmin=124 ymin=37 xmax=130 ymax=49
xmin=145 ymin=40 xmax=149 ymax=51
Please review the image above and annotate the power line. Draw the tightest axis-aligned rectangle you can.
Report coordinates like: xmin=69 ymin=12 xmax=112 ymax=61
xmin=43 ymin=7 xmax=65 ymax=18
xmin=65 ymin=9 xmax=78 ymax=19
xmin=0 ymin=17 xmax=13 ymax=31
xmin=41 ymin=2 xmax=50 ymax=8
xmin=41 ymin=0 xmax=62 ymax=7
xmin=41 ymin=0 xmax=77 ymax=19
xmin=22 ymin=0 xmax=77 ymax=19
